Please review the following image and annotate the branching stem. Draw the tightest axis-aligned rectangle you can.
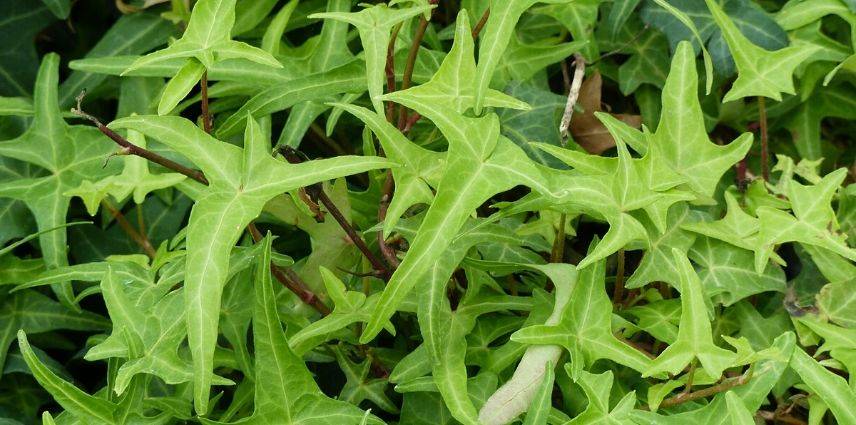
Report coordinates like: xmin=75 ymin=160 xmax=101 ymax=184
xmin=658 ymin=370 xmax=752 ymax=409
xmin=74 ymin=92 xmax=331 ymax=314
xmin=248 ymin=223 xmax=331 ymax=315
xmin=72 ymin=94 xmax=209 ymax=185
xmin=280 ymin=147 xmax=392 ymax=279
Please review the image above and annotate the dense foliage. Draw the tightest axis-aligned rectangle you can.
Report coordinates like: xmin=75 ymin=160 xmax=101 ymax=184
xmin=0 ymin=0 xmax=854 ymax=424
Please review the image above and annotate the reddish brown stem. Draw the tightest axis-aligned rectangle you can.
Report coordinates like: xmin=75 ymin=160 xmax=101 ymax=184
xmin=200 ymin=71 xmax=212 ymax=134
xmin=397 ymin=4 xmax=435 ymax=130
xmin=281 ymin=148 xmax=392 ymax=279
xmin=102 ymin=200 xmax=156 ymax=259
xmin=658 ymin=371 xmax=751 ymax=409
xmin=248 ymin=223 xmax=331 ymax=315
xmin=758 ymin=96 xmax=769 ymax=181
xmin=403 ymin=111 xmax=422 ymax=133
xmin=71 ymin=97 xmax=209 ymax=186
xmin=74 ymin=93 xmax=331 ymax=314
xmin=377 ymin=171 xmax=401 ymax=268
xmin=385 ymin=24 xmax=402 ymax=122
xmin=472 ymin=8 xmax=490 ymax=38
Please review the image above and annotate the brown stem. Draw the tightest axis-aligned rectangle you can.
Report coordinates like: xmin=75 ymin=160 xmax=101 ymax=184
xmin=397 ymin=18 xmax=429 ymax=129
xmin=377 ymin=171 xmax=401 ymax=268
xmin=681 ymin=361 xmax=696 ymax=396
xmin=658 ymin=371 xmax=752 ymax=409
xmin=247 ymin=223 xmax=331 ymax=315
xmin=471 ymin=8 xmax=490 ymax=39
xmin=102 ymin=200 xmax=156 ymax=259
xmin=75 ymin=92 xmax=332 ymax=314
xmin=71 ymin=96 xmax=209 ymax=186
xmin=550 ymin=214 xmax=566 ymax=263
xmin=385 ymin=23 xmax=402 ymax=122
xmin=758 ymin=96 xmax=769 ymax=181
xmin=316 ymin=188 xmax=391 ymax=278
xmin=281 ymin=147 xmax=392 ymax=279
xmin=613 ymin=248 xmax=625 ymax=307
xmin=403 ymin=111 xmax=422 ymax=133
xmin=200 ymin=71 xmax=212 ymax=134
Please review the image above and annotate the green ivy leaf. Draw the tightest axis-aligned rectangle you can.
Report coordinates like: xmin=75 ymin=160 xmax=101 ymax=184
xmin=632 ymin=332 xmax=794 ymax=424
xmin=358 ymin=11 xmax=559 ymax=342
xmin=790 ymin=346 xmax=856 ymax=425
xmin=310 ymin=3 xmax=434 ymax=114
xmin=208 ymin=234 xmax=381 ymax=424
xmin=705 ymin=0 xmax=818 ymax=101
xmin=0 ymin=0 xmax=55 ymax=97
xmin=689 ymin=236 xmax=786 ymax=306
xmin=109 ymin=114 xmax=392 ymax=414
xmin=512 ymin=250 xmax=652 ymax=374
xmin=124 ymin=0 xmax=283 ymax=115
xmin=643 ymin=249 xmax=736 ymax=379
xmin=0 ymin=287 xmax=108 ymax=373
xmin=0 ymin=54 xmax=119 ymax=307
xmin=755 ymin=168 xmax=856 ymax=273
xmin=473 ymin=0 xmax=573 ymax=114
xmin=565 ymin=370 xmax=636 ymax=424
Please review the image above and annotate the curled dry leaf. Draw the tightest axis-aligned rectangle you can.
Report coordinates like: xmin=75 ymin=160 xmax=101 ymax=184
xmin=570 ymin=71 xmax=642 ymax=154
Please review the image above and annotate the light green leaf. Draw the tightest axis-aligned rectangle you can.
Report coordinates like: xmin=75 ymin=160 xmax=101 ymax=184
xmin=643 ymin=249 xmax=736 ymax=379
xmin=65 ymin=129 xmax=186 ymax=215
xmin=473 ymin=0 xmax=573 ymax=114
xmin=645 ymin=41 xmax=752 ymax=199
xmin=755 ymin=168 xmax=855 ymax=273
xmin=566 ymin=370 xmax=636 ymax=425
xmin=705 ymin=0 xmax=818 ymax=101
xmin=521 ymin=361 xmax=554 ymax=425
xmin=123 ymin=0 xmax=282 ymax=115
xmin=209 ymin=234 xmax=381 ymax=424
xmin=511 ymin=251 xmax=652 ymax=373
xmin=359 ymin=11 xmax=558 ymax=342
xmin=689 ymin=237 xmax=786 ymax=306
xmin=109 ymin=114 xmax=392 ymax=414
xmin=790 ymin=346 xmax=856 ymax=425
xmin=18 ymin=330 xmax=117 ymax=424
xmin=0 ymin=54 xmax=119 ymax=306
xmin=632 ymin=332 xmax=795 ymax=424
xmin=310 ymin=3 xmax=434 ymax=114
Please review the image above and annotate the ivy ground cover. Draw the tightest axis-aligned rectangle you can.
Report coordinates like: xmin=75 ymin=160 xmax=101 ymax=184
xmin=0 ymin=0 xmax=855 ymax=424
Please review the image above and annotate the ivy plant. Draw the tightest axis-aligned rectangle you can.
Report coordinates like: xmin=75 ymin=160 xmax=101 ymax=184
xmin=0 ymin=0 xmax=854 ymax=424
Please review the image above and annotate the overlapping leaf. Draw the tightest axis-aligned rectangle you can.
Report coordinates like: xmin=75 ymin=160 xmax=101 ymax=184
xmin=109 ymin=114 xmax=392 ymax=414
